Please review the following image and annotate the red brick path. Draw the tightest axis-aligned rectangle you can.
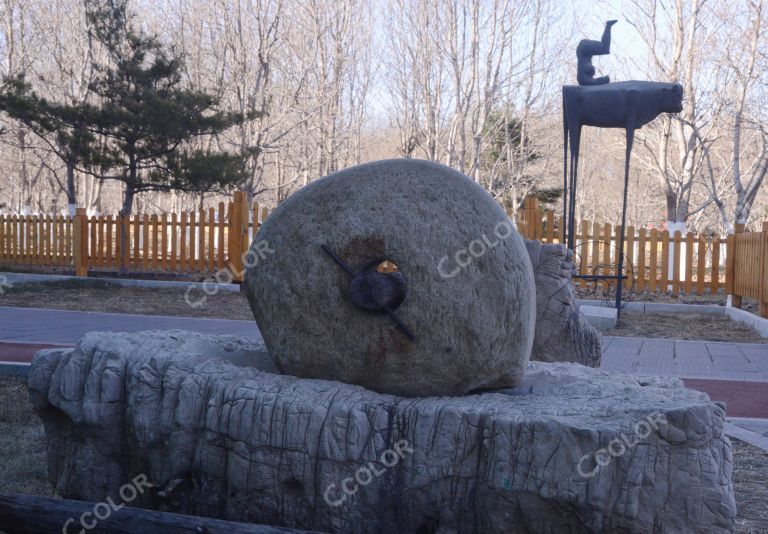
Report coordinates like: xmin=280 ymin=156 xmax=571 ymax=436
xmin=683 ymin=379 xmax=768 ymax=418
xmin=0 ymin=342 xmax=72 ymax=363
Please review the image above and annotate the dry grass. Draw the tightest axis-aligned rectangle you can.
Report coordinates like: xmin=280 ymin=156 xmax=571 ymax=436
xmin=630 ymin=292 xmax=761 ymax=314
xmin=733 ymin=438 xmax=768 ymax=533
xmin=0 ymin=279 xmax=254 ymax=320
xmin=603 ymin=312 xmax=767 ymax=344
xmin=0 ymin=376 xmax=51 ymax=497
xmin=578 ymin=287 xmax=760 ymax=314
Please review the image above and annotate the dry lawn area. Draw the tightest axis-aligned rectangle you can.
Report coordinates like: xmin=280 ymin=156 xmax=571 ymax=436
xmin=630 ymin=291 xmax=761 ymax=315
xmin=0 ymin=279 xmax=253 ymax=320
xmin=0 ymin=376 xmax=51 ymax=497
xmin=732 ymin=438 xmax=768 ymax=533
xmin=605 ymin=312 xmax=767 ymax=344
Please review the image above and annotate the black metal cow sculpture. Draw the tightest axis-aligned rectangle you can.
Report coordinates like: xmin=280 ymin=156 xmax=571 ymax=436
xmin=562 ymin=21 xmax=683 ymax=312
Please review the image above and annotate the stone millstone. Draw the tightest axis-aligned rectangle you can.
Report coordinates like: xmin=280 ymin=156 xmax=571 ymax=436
xmin=28 ymin=331 xmax=736 ymax=533
xmin=245 ymin=159 xmax=536 ymax=396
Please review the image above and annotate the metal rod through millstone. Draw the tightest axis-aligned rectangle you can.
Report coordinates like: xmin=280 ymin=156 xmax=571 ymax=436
xmin=321 ymin=244 xmax=415 ymax=341
xmin=383 ymin=307 xmax=416 ymax=341
xmin=321 ymin=244 xmax=355 ymax=276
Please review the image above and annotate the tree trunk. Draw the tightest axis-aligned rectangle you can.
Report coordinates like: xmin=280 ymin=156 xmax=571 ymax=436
xmin=120 ymin=164 xmax=138 ymax=274
xmin=66 ymin=161 xmax=77 ymax=216
xmin=18 ymin=129 xmax=32 ymax=215
xmin=0 ymin=494 xmax=306 ymax=534
xmin=121 ymin=184 xmax=135 ymax=217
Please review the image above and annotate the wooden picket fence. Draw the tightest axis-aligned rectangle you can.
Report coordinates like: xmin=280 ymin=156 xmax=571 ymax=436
xmin=515 ymin=197 xmax=767 ymax=316
xmin=515 ymin=197 xmax=727 ymax=296
xmin=0 ymin=191 xmax=258 ymax=282
xmin=0 ymin=193 xmax=766 ymax=316
xmin=727 ymin=222 xmax=768 ymax=317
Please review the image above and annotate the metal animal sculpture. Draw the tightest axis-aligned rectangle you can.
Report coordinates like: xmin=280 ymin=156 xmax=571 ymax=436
xmin=562 ymin=21 xmax=683 ymax=310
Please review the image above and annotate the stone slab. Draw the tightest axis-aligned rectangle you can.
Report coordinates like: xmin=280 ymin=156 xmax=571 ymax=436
xmin=726 ymin=306 xmax=768 ymax=338
xmin=727 ymin=417 xmax=768 ymax=437
xmin=723 ymin=418 xmax=768 ymax=452
xmin=525 ymin=240 xmax=601 ymax=367
xmin=580 ymin=304 xmax=617 ymax=329
xmin=576 ymin=300 xmax=726 ymax=315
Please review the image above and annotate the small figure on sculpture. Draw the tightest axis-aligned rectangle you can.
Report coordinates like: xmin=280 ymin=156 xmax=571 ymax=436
xmin=577 ymin=20 xmax=617 ymax=86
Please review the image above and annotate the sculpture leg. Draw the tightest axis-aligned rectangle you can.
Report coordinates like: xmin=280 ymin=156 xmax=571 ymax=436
xmin=575 ymin=21 xmax=617 ymax=57
xmin=567 ymin=124 xmax=581 ymax=251
xmin=601 ymin=20 xmax=618 ymax=52
xmin=562 ymin=103 xmax=569 ymax=243
xmin=616 ymin=125 xmax=635 ymax=316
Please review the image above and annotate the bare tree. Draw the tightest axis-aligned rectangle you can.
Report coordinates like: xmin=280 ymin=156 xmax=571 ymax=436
xmin=385 ymin=0 xmax=448 ymax=162
xmin=0 ymin=0 xmax=763 ymax=235
xmin=32 ymin=0 xmax=99 ymax=214
xmin=711 ymin=0 xmax=768 ymax=230
xmin=0 ymin=0 xmax=36 ymax=214
xmin=482 ymin=0 xmax=570 ymax=212
xmin=625 ymin=0 xmax=718 ymax=231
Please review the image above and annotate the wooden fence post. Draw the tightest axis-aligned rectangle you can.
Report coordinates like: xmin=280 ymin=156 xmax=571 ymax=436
xmin=228 ymin=191 xmax=249 ymax=282
xmin=73 ymin=208 xmax=89 ymax=277
xmin=760 ymin=221 xmax=768 ymax=318
xmin=710 ymin=234 xmax=720 ymax=295
xmin=120 ymin=215 xmax=129 ymax=273
xmin=725 ymin=234 xmax=735 ymax=299
xmin=0 ymin=214 xmax=5 ymax=264
xmin=515 ymin=208 xmax=525 ymax=237
xmin=524 ymin=196 xmax=539 ymax=240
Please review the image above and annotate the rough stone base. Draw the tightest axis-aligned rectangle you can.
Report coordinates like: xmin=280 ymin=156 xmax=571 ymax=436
xmin=525 ymin=239 xmax=603 ymax=367
xmin=29 ymin=331 xmax=735 ymax=533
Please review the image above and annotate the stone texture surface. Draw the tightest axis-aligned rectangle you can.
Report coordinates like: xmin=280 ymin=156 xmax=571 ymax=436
xmin=525 ymin=240 xmax=602 ymax=367
xmin=245 ymin=159 xmax=535 ymax=396
xmin=30 ymin=330 xmax=735 ymax=533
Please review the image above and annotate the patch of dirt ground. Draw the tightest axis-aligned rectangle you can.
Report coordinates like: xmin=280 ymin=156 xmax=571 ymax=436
xmin=603 ymin=312 xmax=767 ymax=344
xmin=0 ymin=376 xmax=764 ymax=530
xmin=0 ymin=279 xmax=253 ymax=320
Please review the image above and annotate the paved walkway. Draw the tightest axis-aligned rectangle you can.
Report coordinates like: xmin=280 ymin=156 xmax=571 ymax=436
xmin=601 ymin=336 xmax=768 ymax=382
xmin=0 ymin=306 xmax=262 ymax=345
xmin=3 ymin=306 xmax=766 ymax=447
xmin=2 ymin=307 xmax=767 ymax=379
xmin=1 ymin=306 xmax=767 ymax=421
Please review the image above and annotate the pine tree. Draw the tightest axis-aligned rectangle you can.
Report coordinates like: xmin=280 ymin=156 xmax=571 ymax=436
xmin=0 ymin=0 xmax=248 ymax=216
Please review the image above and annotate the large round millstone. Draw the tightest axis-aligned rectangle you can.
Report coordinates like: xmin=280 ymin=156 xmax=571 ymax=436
xmin=245 ymin=159 xmax=535 ymax=396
